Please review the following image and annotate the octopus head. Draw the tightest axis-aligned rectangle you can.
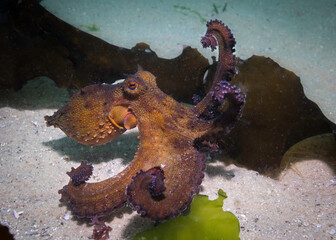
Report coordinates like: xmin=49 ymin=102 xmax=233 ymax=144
xmin=44 ymin=82 xmax=137 ymax=146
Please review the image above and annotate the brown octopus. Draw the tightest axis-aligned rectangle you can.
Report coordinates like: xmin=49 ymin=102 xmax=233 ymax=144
xmin=45 ymin=20 xmax=245 ymax=226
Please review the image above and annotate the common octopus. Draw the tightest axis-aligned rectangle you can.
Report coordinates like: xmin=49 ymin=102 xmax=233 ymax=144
xmin=45 ymin=19 xmax=245 ymax=235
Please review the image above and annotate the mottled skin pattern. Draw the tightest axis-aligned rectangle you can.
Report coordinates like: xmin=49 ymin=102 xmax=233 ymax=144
xmin=45 ymin=20 xmax=245 ymax=224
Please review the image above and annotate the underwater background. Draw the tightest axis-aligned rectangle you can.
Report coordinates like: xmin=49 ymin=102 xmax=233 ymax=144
xmin=0 ymin=0 xmax=335 ymax=239
xmin=41 ymin=0 xmax=336 ymax=123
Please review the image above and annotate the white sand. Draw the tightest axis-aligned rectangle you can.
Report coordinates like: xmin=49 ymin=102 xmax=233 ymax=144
xmin=0 ymin=0 xmax=335 ymax=239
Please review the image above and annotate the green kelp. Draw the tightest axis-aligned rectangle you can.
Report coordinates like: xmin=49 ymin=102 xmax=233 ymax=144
xmin=134 ymin=189 xmax=240 ymax=240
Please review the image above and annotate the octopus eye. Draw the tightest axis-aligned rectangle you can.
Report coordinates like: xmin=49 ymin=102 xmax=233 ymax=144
xmin=128 ymin=80 xmax=137 ymax=90
xmin=123 ymin=74 xmax=147 ymax=98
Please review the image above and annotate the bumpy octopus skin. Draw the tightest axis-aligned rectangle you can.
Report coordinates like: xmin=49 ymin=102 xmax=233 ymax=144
xmin=45 ymin=20 xmax=245 ymax=221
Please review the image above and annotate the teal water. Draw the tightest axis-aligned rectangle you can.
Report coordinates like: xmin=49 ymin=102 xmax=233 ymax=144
xmin=41 ymin=0 xmax=335 ymax=123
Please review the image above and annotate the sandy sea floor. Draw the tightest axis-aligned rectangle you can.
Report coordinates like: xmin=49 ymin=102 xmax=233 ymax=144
xmin=0 ymin=0 xmax=335 ymax=239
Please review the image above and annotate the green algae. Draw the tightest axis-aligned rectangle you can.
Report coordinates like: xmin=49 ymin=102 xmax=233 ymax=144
xmin=134 ymin=189 xmax=240 ymax=240
xmin=213 ymin=3 xmax=219 ymax=14
xmin=173 ymin=5 xmax=207 ymax=23
xmin=80 ymin=23 xmax=100 ymax=31
xmin=213 ymin=2 xmax=228 ymax=14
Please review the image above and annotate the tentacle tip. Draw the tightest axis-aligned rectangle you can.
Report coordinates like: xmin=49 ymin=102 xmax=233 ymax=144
xmin=200 ymin=35 xmax=218 ymax=51
xmin=58 ymin=185 xmax=71 ymax=205
xmin=206 ymin=19 xmax=223 ymax=27
xmin=147 ymin=167 xmax=166 ymax=197
xmin=58 ymin=187 xmax=66 ymax=201
xmin=128 ymin=167 xmax=166 ymax=199
xmin=89 ymin=218 xmax=112 ymax=240
xmin=66 ymin=161 xmax=93 ymax=186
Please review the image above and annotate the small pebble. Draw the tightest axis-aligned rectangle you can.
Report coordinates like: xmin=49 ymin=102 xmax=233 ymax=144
xmin=64 ymin=214 xmax=70 ymax=221
xmin=330 ymin=229 xmax=336 ymax=235
xmin=60 ymin=156 xmax=70 ymax=161
xmin=13 ymin=210 xmax=24 ymax=219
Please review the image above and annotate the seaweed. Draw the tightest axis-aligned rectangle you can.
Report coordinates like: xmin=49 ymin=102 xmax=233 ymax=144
xmin=80 ymin=23 xmax=100 ymax=31
xmin=173 ymin=4 xmax=207 ymax=23
xmin=213 ymin=3 xmax=219 ymax=14
xmin=222 ymin=2 xmax=228 ymax=12
xmin=213 ymin=2 xmax=228 ymax=14
xmin=134 ymin=189 xmax=240 ymax=240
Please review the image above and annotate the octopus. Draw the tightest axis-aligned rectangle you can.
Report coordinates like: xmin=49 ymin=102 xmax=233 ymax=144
xmin=45 ymin=19 xmax=245 ymax=235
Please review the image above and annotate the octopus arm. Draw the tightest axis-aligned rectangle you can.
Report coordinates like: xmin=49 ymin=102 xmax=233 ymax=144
xmin=59 ymin=157 xmax=146 ymax=218
xmin=195 ymin=20 xmax=237 ymax=119
xmin=59 ymin=135 xmax=205 ymax=221
xmin=126 ymin=138 xmax=206 ymax=221
xmin=193 ymin=20 xmax=246 ymax=151
xmin=194 ymin=81 xmax=246 ymax=152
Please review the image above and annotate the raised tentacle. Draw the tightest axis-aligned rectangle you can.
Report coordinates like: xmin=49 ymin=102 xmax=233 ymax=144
xmin=193 ymin=20 xmax=245 ymax=152
xmin=201 ymin=20 xmax=236 ymax=85
xmin=194 ymin=19 xmax=237 ymax=119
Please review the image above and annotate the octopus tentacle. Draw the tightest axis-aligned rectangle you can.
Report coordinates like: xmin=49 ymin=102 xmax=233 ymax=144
xmin=193 ymin=20 xmax=245 ymax=152
xmin=89 ymin=217 xmax=112 ymax=240
xmin=211 ymin=81 xmax=246 ymax=129
xmin=66 ymin=161 xmax=93 ymax=186
xmin=194 ymin=81 xmax=246 ymax=152
xmin=58 ymin=154 xmax=152 ymax=218
xmin=194 ymin=19 xmax=237 ymax=119
xmin=58 ymin=133 xmax=207 ymax=220
xmin=201 ymin=19 xmax=236 ymax=83
xmin=127 ymin=150 xmax=206 ymax=221
xmin=148 ymin=168 xmax=165 ymax=197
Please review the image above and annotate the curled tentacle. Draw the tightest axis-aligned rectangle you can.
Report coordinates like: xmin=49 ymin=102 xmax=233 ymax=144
xmin=89 ymin=217 xmax=112 ymax=240
xmin=203 ymin=80 xmax=246 ymax=122
xmin=195 ymin=19 xmax=237 ymax=119
xmin=146 ymin=167 xmax=166 ymax=197
xmin=66 ymin=161 xmax=93 ymax=186
xmin=194 ymin=81 xmax=246 ymax=152
xmin=201 ymin=19 xmax=236 ymax=83
xmin=211 ymin=81 xmax=246 ymax=125
xmin=58 ymin=158 xmax=143 ymax=218
xmin=193 ymin=20 xmax=245 ymax=152
xmin=126 ymin=167 xmax=166 ymax=210
xmin=126 ymin=150 xmax=206 ymax=221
